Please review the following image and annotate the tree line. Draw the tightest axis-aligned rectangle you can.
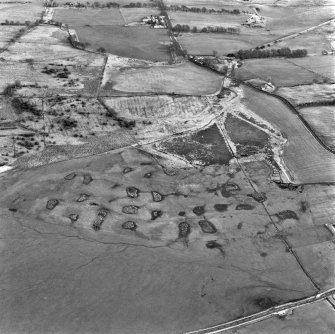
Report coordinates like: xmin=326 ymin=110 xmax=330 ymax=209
xmin=0 ymin=19 xmax=41 ymax=26
xmin=236 ymin=47 xmax=308 ymax=59
xmin=172 ymin=24 xmax=240 ymax=34
xmin=167 ymin=5 xmax=240 ymax=15
xmin=46 ymin=1 xmax=157 ymax=8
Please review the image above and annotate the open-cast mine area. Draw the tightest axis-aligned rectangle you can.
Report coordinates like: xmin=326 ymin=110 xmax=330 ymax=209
xmin=2 ymin=146 xmax=334 ymax=333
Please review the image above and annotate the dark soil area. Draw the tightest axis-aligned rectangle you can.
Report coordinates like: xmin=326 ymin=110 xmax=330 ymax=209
xmin=193 ymin=205 xmax=205 ymax=216
xmin=214 ymin=204 xmax=229 ymax=212
xmin=160 ymin=123 xmax=233 ymax=166
xmin=225 ymin=114 xmax=269 ymax=148
xmin=235 ymin=204 xmax=254 ymax=210
xmin=83 ymin=173 xmax=93 ymax=185
xmin=178 ymin=221 xmax=191 ymax=238
xmin=198 ymin=219 xmax=217 ymax=233
xmin=46 ymin=199 xmax=59 ymax=210
xmin=122 ymin=221 xmax=137 ymax=231
xmin=276 ymin=210 xmax=299 ymax=220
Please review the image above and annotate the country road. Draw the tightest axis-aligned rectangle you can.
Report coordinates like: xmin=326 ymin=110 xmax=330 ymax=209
xmin=184 ymin=288 xmax=335 ymax=334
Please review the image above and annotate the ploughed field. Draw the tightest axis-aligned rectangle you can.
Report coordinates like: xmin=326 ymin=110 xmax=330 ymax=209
xmin=298 ymin=106 xmax=335 ymax=151
xmin=2 ymin=146 xmax=332 ymax=334
xmin=102 ymin=61 xmax=222 ymax=95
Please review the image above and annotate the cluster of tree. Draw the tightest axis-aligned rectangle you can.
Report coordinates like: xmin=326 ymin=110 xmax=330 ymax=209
xmin=236 ymin=47 xmax=308 ymax=59
xmin=57 ymin=117 xmax=78 ymax=129
xmin=200 ymin=26 xmax=240 ymax=34
xmin=167 ymin=5 xmax=240 ymax=15
xmin=11 ymin=97 xmax=41 ymax=116
xmin=47 ymin=1 xmax=156 ymax=8
xmin=47 ymin=20 xmax=63 ymax=27
xmin=123 ymin=2 xmax=157 ymax=8
xmin=106 ymin=108 xmax=136 ymax=129
xmin=8 ymin=28 xmax=27 ymax=43
xmin=172 ymin=24 xmax=240 ymax=34
xmin=68 ymin=36 xmax=86 ymax=50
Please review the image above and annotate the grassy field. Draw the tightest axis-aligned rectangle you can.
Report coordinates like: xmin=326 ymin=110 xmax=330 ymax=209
xmin=299 ymin=106 xmax=335 ymax=151
xmin=277 ymin=84 xmax=335 ymax=105
xmin=289 ymin=55 xmax=335 ymax=82
xmin=53 ymin=8 xmax=125 ymax=26
xmin=75 ymin=25 xmax=171 ymax=61
xmin=0 ymin=25 xmax=105 ymax=97
xmin=108 ymin=61 xmax=222 ymax=95
xmin=274 ymin=30 xmax=333 ymax=56
xmin=243 ymin=85 xmax=335 ymax=183
xmin=178 ymin=33 xmax=276 ymax=56
xmin=234 ymin=58 xmax=324 ymax=87
xmin=0 ymin=3 xmax=43 ymax=23
xmin=169 ymin=11 xmax=244 ymax=29
xmin=120 ymin=8 xmax=160 ymax=24
xmin=256 ymin=5 xmax=334 ymax=36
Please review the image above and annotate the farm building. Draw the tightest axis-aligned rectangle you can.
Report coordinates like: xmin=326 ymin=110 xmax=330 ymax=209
xmin=262 ymin=82 xmax=276 ymax=92
xmin=244 ymin=14 xmax=265 ymax=28
xmin=142 ymin=15 xmax=166 ymax=28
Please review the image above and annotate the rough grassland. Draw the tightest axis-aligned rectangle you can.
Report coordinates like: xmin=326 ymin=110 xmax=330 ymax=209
xmin=0 ymin=148 xmax=317 ymax=334
xmin=109 ymin=62 xmax=222 ymax=95
xmin=299 ymin=106 xmax=335 ymax=151
xmin=243 ymin=85 xmax=335 ymax=183
xmin=234 ymin=58 xmax=324 ymax=87
xmin=289 ymin=55 xmax=335 ymax=82
xmin=120 ymin=8 xmax=160 ymax=24
xmin=75 ymin=25 xmax=171 ymax=61
xmin=277 ymin=84 xmax=335 ymax=105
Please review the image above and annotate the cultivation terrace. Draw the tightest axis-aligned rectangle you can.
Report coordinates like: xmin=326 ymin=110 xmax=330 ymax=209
xmin=0 ymin=0 xmax=335 ymax=333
